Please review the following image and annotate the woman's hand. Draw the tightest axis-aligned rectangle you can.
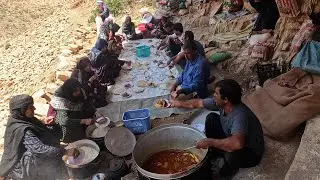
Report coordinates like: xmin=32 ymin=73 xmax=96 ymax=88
xmin=41 ymin=116 xmax=55 ymax=125
xmin=63 ymin=148 xmax=80 ymax=162
xmin=66 ymin=148 xmax=80 ymax=157
xmin=80 ymin=118 xmax=93 ymax=125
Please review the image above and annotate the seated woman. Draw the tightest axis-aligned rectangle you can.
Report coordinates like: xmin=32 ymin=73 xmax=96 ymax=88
xmin=98 ymin=17 xmax=121 ymax=43
xmin=51 ymin=79 xmax=96 ymax=143
xmin=71 ymin=57 xmax=108 ymax=108
xmin=89 ymin=40 xmax=124 ymax=85
xmin=96 ymin=0 xmax=110 ymax=22
xmin=0 ymin=95 xmax=76 ymax=179
xmin=122 ymin=16 xmax=136 ymax=37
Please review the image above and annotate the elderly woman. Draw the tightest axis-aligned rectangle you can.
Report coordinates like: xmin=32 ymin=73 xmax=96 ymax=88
xmin=0 ymin=95 xmax=76 ymax=179
xmin=98 ymin=18 xmax=121 ymax=42
xmin=71 ymin=57 xmax=108 ymax=108
xmin=51 ymin=79 xmax=96 ymax=143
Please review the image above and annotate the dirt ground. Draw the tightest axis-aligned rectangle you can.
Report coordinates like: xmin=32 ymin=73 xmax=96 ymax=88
xmin=0 ymin=0 xmax=95 ymax=157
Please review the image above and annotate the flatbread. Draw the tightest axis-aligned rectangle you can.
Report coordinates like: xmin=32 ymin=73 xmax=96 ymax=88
xmin=113 ymin=87 xmax=126 ymax=95
xmin=123 ymin=75 xmax=133 ymax=82
xmin=159 ymin=83 xmax=168 ymax=90
xmin=140 ymin=61 xmax=150 ymax=66
xmin=133 ymin=87 xmax=145 ymax=93
xmin=137 ymin=80 xmax=149 ymax=87
xmin=137 ymin=65 xmax=149 ymax=70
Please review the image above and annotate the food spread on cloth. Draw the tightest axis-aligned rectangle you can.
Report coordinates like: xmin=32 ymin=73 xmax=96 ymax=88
xmin=142 ymin=149 xmax=200 ymax=174
xmin=109 ymin=39 xmax=179 ymax=102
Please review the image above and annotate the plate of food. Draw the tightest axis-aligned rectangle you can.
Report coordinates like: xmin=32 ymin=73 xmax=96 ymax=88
xmin=133 ymin=87 xmax=145 ymax=93
xmin=154 ymin=99 xmax=170 ymax=108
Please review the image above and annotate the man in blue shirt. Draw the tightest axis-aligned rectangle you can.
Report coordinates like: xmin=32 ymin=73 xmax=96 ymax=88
xmin=170 ymin=41 xmax=210 ymax=99
xmin=170 ymin=79 xmax=264 ymax=178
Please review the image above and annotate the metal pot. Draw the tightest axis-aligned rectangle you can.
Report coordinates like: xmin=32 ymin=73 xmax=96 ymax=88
xmin=133 ymin=124 xmax=208 ymax=180
xmin=86 ymin=124 xmax=108 ymax=150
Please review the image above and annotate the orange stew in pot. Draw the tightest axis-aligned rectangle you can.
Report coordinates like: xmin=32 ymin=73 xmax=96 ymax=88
xmin=142 ymin=149 xmax=200 ymax=174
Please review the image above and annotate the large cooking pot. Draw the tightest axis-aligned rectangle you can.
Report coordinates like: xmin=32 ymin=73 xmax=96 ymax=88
xmin=133 ymin=124 xmax=208 ymax=180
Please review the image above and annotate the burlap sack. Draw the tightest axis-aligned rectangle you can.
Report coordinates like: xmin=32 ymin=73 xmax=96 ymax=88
xmin=244 ymin=69 xmax=320 ymax=140
xmin=275 ymin=0 xmax=300 ymax=17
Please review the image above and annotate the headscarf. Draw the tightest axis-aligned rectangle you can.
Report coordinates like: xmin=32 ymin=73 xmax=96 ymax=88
xmin=0 ymin=95 xmax=47 ymax=177
xmin=123 ymin=16 xmax=135 ymax=35
xmin=71 ymin=57 xmax=94 ymax=84
xmin=51 ymin=79 xmax=84 ymax=111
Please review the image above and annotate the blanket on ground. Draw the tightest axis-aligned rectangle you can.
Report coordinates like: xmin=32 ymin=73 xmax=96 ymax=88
xmin=244 ymin=68 xmax=320 ymax=140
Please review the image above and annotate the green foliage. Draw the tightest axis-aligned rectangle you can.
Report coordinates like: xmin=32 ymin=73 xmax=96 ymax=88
xmin=88 ymin=8 xmax=100 ymax=24
xmin=104 ymin=0 xmax=127 ymax=16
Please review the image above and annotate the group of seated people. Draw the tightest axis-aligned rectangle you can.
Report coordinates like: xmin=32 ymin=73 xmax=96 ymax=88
xmin=0 ymin=4 xmax=266 ymax=179
xmin=0 ymin=80 xmax=265 ymax=179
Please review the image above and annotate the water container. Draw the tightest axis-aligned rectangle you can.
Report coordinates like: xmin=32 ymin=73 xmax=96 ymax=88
xmin=122 ymin=108 xmax=151 ymax=134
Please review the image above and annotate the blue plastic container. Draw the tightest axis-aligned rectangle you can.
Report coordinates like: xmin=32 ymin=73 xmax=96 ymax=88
xmin=122 ymin=108 xmax=151 ymax=134
xmin=136 ymin=45 xmax=151 ymax=57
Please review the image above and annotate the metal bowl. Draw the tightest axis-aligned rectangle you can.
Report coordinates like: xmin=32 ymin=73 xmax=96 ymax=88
xmin=133 ymin=124 xmax=208 ymax=179
xmin=65 ymin=139 xmax=100 ymax=168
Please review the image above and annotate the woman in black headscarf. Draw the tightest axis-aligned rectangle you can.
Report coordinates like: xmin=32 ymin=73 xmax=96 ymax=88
xmin=71 ymin=57 xmax=108 ymax=108
xmin=51 ymin=79 xmax=96 ymax=143
xmin=89 ymin=39 xmax=124 ymax=85
xmin=0 ymin=95 xmax=76 ymax=179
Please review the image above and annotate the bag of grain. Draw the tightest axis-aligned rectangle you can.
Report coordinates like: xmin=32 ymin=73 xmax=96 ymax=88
xmin=275 ymin=0 xmax=300 ymax=17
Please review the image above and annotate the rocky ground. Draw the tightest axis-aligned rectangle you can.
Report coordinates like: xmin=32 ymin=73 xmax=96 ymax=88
xmin=0 ymin=0 xmax=96 ymax=158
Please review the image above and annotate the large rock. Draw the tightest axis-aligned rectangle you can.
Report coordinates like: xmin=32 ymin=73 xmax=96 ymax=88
xmin=32 ymin=88 xmax=46 ymax=99
xmin=61 ymin=49 xmax=72 ymax=57
xmin=285 ymin=116 xmax=320 ymax=180
xmin=57 ymin=55 xmax=76 ymax=71
xmin=56 ymin=71 xmax=72 ymax=82
xmin=46 ymin=83 xmax=60 ymax=94
xmin=68 ymin=44 xmax=83 ymax=54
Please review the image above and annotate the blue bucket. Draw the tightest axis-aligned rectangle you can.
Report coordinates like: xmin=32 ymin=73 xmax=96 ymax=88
xmin=122 ymin=108 xmax=151 ymax=134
